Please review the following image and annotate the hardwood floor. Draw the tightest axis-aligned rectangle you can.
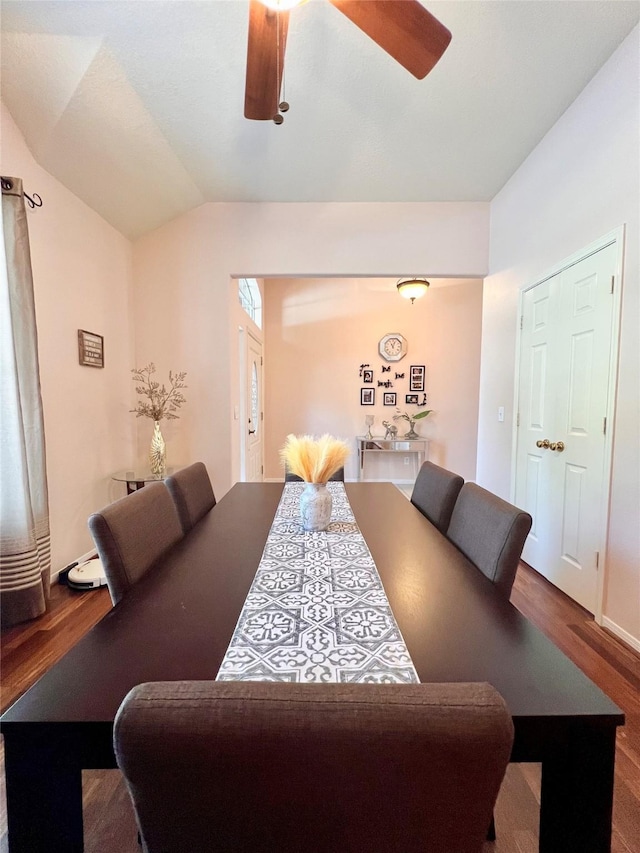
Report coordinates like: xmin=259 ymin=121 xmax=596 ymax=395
xmin=1 ymin=564 xmax=639 ymax=852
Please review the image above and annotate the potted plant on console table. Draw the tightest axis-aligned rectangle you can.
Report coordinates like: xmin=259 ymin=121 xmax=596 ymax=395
xmin=393 ymin=408 xmax=433 ymax=440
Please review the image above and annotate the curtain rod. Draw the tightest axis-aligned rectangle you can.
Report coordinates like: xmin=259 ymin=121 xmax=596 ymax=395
xmin=1 ymin=176 xmax=43 ymax=209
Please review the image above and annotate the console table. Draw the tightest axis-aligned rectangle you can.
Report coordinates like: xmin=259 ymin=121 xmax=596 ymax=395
xmin=356 ymin=437 xmax=429 ymax=482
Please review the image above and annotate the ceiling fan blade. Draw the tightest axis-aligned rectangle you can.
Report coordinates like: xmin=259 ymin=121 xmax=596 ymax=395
xmin=328 ymin=0 xmax=451 ymax=79
xmin=245 ymin=0 xmax=290 ymax=120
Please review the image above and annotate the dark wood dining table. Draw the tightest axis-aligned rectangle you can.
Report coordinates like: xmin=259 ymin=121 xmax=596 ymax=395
xmin=1 ymin=483 xmax=624 ymax=852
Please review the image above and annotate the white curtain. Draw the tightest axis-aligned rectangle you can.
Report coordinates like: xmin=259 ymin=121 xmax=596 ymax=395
xmin=1 ymin=177 xmax=50 ymax=627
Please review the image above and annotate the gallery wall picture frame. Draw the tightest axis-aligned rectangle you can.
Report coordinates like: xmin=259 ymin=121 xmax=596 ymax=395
xmin=406 ymin=393 xmax=419 ymax=405
xmin=383 ymin=392 xmax=397 ymax=406
xmin=78 ymin=329 xmax=104 ymax=368
xmin=363 ymin=369 xmax=374 ymax=384
xmin=409 ymin=365 xmax=425 ymax=392
xmin=361 ymin=388 xmax=375 ymax=406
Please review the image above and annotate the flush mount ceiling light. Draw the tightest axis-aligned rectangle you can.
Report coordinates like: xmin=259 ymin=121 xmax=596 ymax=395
xmin=397 ymin=277 xmax=430 ymax=304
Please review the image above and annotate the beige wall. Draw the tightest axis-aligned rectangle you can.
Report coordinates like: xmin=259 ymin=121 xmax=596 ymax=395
xmin=263 ymin=277 xmax=482 ymax=482
xmin=478 ymin=27 xmax=640 ymax=647
xmin=132 ymin=202 xmax=490 ymax=494
xmin=1 ymin=104 xmax=135 ymax=575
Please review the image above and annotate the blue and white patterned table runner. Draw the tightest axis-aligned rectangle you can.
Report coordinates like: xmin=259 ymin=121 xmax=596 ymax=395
xmin=217 ymin=482 xmax=419 ymax=683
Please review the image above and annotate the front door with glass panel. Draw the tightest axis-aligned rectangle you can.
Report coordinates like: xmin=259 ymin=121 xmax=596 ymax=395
xmin=246 ymin=332 xmax=263 ymax=482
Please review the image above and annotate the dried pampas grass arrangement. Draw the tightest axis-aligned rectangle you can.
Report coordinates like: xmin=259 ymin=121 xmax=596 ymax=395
xmin=280 ymin=434 xmax=350 ymax=484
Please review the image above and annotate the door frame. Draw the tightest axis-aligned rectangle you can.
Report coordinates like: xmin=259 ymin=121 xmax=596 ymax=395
xmin=245 ymin=329 xmax=264 ymax=481
xmin=239 ymin=325 xmax=247 ymax=481
xmin=510 ymin=226 xmax=625 ymax=624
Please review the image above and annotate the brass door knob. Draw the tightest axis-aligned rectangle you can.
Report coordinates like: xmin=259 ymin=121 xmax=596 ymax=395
xmin=550 ymin=441 xmax=565 ymax=452
xmin=536 ymin=439 xmax=551 ymax=449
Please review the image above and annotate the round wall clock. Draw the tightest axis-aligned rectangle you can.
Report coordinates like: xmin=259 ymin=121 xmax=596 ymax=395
xmin=379 ymin=333 xmax=407 ymax=362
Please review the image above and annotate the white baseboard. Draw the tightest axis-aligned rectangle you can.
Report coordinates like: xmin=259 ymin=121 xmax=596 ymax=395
xmin=600 ymin=616 xmax=640 ymax=655
xmin=51 ymin=547 xmax=98 ymax=584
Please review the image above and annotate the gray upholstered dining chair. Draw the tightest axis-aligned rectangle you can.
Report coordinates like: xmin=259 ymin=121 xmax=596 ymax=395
xmin=165 ymin=462 xmax=216 ymax=533
xmin=410 ymin=461 xmax=464 ymax=533
xmin=88 ymin=481 xmax=184 ymax=604
xmin=114 ymin=680 xmax=513 ymax=853
xmin=447 ymin=483 xmax=533 ymax=599
xmin=285 ymin=466 xmax=345 ymax=482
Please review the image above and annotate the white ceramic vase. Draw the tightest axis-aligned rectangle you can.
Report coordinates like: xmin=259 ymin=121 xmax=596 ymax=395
xmin=149 ymin=420 xmax=166 ymax=476
xmin=300 ymin=482 xmax=332 ymax=532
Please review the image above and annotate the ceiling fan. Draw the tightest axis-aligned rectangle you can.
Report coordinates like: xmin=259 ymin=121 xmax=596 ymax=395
xmin=244 ymin=0 xmax=452 ymax=121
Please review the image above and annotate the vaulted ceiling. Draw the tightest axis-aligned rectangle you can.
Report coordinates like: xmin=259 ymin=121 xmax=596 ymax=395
xmin=2 ymin=1 xmax=638 ymax=238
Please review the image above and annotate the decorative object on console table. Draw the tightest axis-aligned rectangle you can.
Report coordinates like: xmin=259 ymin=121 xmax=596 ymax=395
xmin=394 ymin=407 xmax=433 ymax=440
xmin=382 ymin=421 xmax=398 ymax=440
xmin=364 ymin=415 xmax=374 ymax=440
xmin=280 ymin=434 xmax=350 ymax=532
xmin=131 ymin=363 xmax=187 ymax=477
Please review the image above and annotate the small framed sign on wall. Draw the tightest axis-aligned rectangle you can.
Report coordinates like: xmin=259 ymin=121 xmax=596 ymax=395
xmin=78 ymin=329 xmax=104 ymax=368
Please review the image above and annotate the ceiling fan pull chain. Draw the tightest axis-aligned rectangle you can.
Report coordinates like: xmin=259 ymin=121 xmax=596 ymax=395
xmin=279 ymin=48 xmax=289 ymax=114
xmin=273 ymin=12 xmax=285 ymax=124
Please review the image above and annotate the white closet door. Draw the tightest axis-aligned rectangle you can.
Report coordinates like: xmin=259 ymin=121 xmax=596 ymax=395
xmin=515 ymin=243 xmax=617 ymax=613
xmin=515 ymin=275 xmax=559 ymax=575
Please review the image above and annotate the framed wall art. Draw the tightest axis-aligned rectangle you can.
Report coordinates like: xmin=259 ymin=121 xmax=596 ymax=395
xmin=406 ymin=393 xmax=419 ymax=405
xmin=410 ymin=365 xmax=425 ymax=392
xmin=363 ymin=369 xmax=374 ymax=384
xmin=383 ymin=392 xmax=397 ymax=406
xmin=78 ymin=329 xmax=104 ymax=368
xmin=361 ymin=387 xmax=375 ymax=406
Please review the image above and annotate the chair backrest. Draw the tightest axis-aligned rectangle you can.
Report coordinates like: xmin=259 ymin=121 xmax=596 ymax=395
xmin=165 ymin=462 xmax=216 ymax=533
xmin=88 ymin=482 xmax=183 ymax=604
xmin=410 ymin=461 xmax=464 ymax=533
xmin=447 ymin=483 xmax=533 ymax=598
xmin=114 ymin=680 xmax=513 ymax=853
xmin=285 ymin=466 xmax=344 ymax=482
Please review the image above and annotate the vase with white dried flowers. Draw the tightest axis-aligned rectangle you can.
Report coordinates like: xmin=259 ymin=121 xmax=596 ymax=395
xmin=280 ymin=434 xmax=350 ymax=531
xmin=130 ymin=363 xmax=187 ymax=476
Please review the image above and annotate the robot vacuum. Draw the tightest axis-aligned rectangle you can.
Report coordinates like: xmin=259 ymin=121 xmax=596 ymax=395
xmin=67 ymin=557 xmax=108 ymax=590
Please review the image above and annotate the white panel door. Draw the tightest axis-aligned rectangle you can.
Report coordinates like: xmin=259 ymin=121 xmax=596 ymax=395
xmin=549 ymin=244 xmax=616 ymax=610
xmin=515 ymin=243 xmax=616 ymax=613
xmin=515 ymin=276 xmax=559 ymax=574
xmin=246 ymin=333 xmax=263 ymax=482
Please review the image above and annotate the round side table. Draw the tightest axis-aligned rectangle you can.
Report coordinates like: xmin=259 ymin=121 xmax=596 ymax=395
xmin=112 ymin=467 xmax=185 ymax=495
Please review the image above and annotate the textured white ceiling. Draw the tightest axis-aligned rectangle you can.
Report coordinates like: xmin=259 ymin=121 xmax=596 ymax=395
xmin=1 ymin=1 xmax=638 ymax=238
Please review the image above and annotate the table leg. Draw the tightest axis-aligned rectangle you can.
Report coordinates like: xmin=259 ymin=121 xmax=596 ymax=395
xmin=539 ymin=725 xmax=616 ymax=853
xmin=4 ymin=732 xmax=84 ymax=852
